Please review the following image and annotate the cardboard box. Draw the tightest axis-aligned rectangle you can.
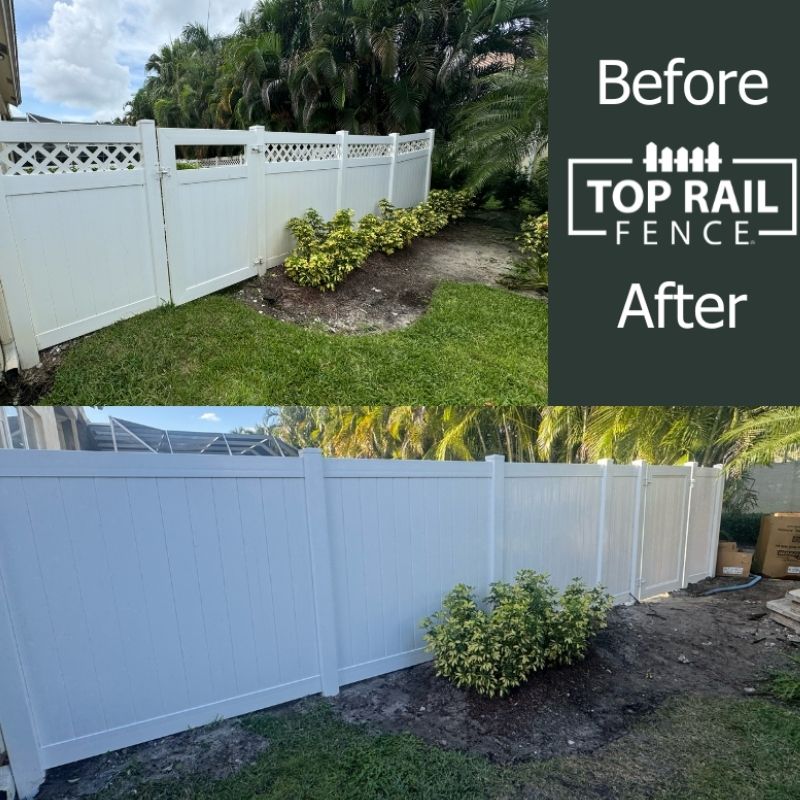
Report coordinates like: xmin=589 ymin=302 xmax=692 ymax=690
xmin=753 ymin=513 xmax=800 ymax=579
xmin=716 ymin=544 xmax=753 ymax=578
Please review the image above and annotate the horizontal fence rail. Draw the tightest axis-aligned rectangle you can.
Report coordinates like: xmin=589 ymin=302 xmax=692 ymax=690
xmin=0 ymin=123 xmax=435 ymax=369
xmin=0 ymin=450 xmax=723 ymax=798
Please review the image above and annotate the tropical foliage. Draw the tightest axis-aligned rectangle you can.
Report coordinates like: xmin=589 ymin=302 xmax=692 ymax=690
xmin=265 ymin=405 xmax=800 ymax=472
xmin=449 ymin=35 xmax=548 ymax=192
xmin=124 ymin=0 xmax=548 ymax=139
xmin=422 ymin=571 xmax=612 ymax=697
xmin=500 ymin=211 xmax=548 ymax=290
xmin=268 ymin=406 xmax=541 ymax=461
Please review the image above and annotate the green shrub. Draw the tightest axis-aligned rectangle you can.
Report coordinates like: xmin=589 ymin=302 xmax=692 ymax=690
xmin=422 ymin=570 xmax=612 ymax=698
xmin=719 ymin=511 xmax=762 ymax=547
xmin=284 ymin=209 xmax=372 ymax=291
xmin=284 ymin=190 xmax=473 ymax=290
xmin=501 ymin=212 xmax=549 ymax=291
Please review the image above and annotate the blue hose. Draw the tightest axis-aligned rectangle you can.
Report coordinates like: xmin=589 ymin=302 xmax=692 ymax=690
xmin=701 ymin=574 xmax=762 ymax=596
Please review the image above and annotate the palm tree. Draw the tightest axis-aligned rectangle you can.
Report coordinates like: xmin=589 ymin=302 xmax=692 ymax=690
xmin=124 ymin=0 xmax=547 ymax=135
xmin=268 ymin=406 xmax=540 ymax=462
xmin=721 ymin=407 xmax=800 ymax=469
xmin=450 ymin=34 xmax=548 ymax=190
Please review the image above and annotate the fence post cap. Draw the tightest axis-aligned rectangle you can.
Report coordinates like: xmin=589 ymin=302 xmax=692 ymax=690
xmin=136 ymin=119 xmax=155 ymax=127
xmin=485 ymin=454 xmax=505 ymax=463
xmin=300 ymin=448 xmax=323 ymax=457
xmin=597 ymin=458 xmax=614 ymax=465
xmin=632 ymin=458 xmax=647 ymax=466
xmin=249 ymin=124 xmax=265 ymax=131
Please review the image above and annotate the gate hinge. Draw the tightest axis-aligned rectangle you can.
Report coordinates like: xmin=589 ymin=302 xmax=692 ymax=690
xmin=250 ymin=145 xmax=264 ymax=154
xmin=253 ymin=257 xmax=264 ymax=266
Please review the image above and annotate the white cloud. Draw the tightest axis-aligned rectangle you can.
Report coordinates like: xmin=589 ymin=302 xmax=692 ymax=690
xmin=19 ymin=0 xmax=246 ymax=120
xmin=199 ymin=412 xmax=221 ymax=423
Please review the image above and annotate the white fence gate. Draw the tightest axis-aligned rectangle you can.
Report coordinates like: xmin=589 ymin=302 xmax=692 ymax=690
xmin=0 ymin=122 xmax=434 ymax=368
xmin=0 ymin=450 xmax=722 ymax=798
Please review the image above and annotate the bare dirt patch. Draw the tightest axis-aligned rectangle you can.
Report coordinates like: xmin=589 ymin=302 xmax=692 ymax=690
xmin=332 ymin=577 xmax=800 ymax=763
xmin=0 ymin=341 xmax=72 ymax=405
xmin=36 ymin=719 xmax=269 ymax=800
xmin=236 ymin=210 xmax=539 ymax=333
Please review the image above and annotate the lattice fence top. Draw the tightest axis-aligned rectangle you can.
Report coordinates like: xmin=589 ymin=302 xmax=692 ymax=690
xmin=398 ymin=139 xmax=429 ymax=155
xmin=265 ymin=142 xmax=340 ymax=163
xmin=348 ymin=142 xmax=392 ymax=159
xmin=0 ymin=141 xmax=143 ymax=175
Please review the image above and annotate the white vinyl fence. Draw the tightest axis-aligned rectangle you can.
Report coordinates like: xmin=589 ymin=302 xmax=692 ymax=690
xmin=0 ymin=122 xmax=434 ymax=369
xmin=0 ymin=450 xmax=723 ymax=798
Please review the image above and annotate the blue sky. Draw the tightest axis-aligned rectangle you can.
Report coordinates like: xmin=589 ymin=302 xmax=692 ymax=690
xmin=82 ymin=406 xmax=277 ymax=433
xmin=13 ymin=1 xmax=247 ymax=121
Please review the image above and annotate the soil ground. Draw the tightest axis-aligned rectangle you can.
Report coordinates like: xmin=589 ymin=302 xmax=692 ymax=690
xmin=334 ymin=576 xmax=800 ymax=763
xmin=0 ymin=341 xmax=71 ymax=405
xmin=235 ymin=210 xmax=537 ymax=333
xmin=35 ymin=577 xmax=800 ymax=799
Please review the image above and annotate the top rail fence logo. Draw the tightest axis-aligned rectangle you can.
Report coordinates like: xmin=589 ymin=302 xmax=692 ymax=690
xmin=551 ymin=8 xmax=800 ymax=401
xmin=568 ymin=142 xmax=798 ymax=246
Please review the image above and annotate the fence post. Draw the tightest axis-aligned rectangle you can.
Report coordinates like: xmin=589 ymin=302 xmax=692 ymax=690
xmin=424 ymin=128 xmax=435 ymax=200
xmin=679 ymin=462 xmax=697 ymax=587
xmin=629 ymin=459 xmax=648 ymax=600
xmin=595 ymin=459 xmax=613 ymax=586
xmin=387 ymin=132 xmax=399 ymax=205
xmin=336 ymin=130 xmax=348 ymax=211
xmin=137 ymin=120 xmax=171 ymax=303
xmin=248 ymin=125 xmax=267 ymax=275
xmin=300 ymin=449 xmax=340 ymax=697
xmin=486 ymin=455 xmax=506 ymax=587
xmin=707 ymin=464 xmax=726 ymax=578
xmin=0 ymin=564 xmax=45 ymax=798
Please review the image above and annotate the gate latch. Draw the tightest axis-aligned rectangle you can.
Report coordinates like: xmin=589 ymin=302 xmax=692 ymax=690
xmin=156 ymin=165 xmax=171 ymax=178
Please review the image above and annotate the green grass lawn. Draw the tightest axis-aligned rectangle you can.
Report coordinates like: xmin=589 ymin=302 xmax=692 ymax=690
xmin=45 ymin=283 xmax=547 ymax=405
xmin=88 ymin=694 xmax=800 ymax=800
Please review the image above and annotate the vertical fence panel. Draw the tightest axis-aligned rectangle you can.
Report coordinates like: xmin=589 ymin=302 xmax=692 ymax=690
xmin=685 ymin=466 xmax=724 ymax=583
xmin=503 ymin=464 xmax=604 ymax=588
xmin=324 ymin=460 xmax=491 ymax=686
xmin=602 ymin=465 xmax=639 ymax=599
xmin=0 ymin=122 xmax=168 ymax=366
xmin=0 ymin=478 xmax=45 ymax=799
xmin=638 ymin=466 xmax=693 ymax=597
xmin=156 ymin=128 xmax=257 ymax=305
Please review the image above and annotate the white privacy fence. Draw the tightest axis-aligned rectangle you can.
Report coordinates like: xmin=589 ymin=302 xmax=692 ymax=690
xmin=0 ymin=450 xmax=723 ymax=798
xmin=0 ymin=122 xmax=434 ymax=368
